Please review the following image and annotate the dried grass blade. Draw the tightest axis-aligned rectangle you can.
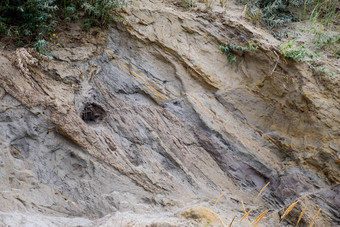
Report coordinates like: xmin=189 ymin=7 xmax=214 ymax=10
xmin=253 ymin=210 xmax=269 ymax=227
xmin=296 ymin=207 xmax=306 ymax=226
xmin=228 ymin=215 xmax=236 ymax=227
xmin=217 ymin=214 xmax=226 ymax=227
xmin=257 ymin=182 xmax=270 ymax=198
xmin=251 ymin=210 xmax=267 ymax=224
xmin=241 ymin=201 xmax=251 ymax=221
xmin=242 ymin=201 xmax=247 ymax=214
xmin=281 ymin=200 xmax=300 ymax=222
xmin=239 ymin=209 xmax=252 ymax=223
xmin=309 ymin=208 xmax=321 ymax=227
xmin=214 ymin=192 xmax=226 ymax=207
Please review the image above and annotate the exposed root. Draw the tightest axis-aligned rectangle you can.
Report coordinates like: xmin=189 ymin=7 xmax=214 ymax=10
xmin=13 ymin=48 xmax=39 ymax=86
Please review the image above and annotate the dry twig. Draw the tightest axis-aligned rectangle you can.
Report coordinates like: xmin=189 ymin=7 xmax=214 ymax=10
xmin=271 ymin=50 xmax=279 ymax=75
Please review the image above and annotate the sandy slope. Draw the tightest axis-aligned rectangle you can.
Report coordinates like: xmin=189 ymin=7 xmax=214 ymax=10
xmin=0 ymin=0 xmax=339 ymax=226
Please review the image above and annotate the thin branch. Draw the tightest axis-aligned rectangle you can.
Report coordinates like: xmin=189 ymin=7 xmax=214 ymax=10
xmin=271 ymin=51 xmax=280 ymax=75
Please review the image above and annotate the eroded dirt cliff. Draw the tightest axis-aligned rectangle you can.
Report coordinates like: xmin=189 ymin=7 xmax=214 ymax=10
xmin=0 ymin=0 xmax=339 ymax=226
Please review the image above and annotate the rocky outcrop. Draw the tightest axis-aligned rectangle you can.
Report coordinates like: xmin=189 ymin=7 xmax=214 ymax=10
xmin=0 ymin=0 xmax=339 ymax=226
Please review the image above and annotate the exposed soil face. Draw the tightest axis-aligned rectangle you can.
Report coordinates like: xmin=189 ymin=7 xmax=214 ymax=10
xmin=0 ymin=0 xmax=339 ymax=226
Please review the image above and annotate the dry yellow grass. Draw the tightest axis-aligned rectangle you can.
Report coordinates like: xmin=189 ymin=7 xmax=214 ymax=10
xmin=228 ymin=215 xmax=236 ymax=227
xmin=281 ymin=200 xmax=300 ymax=222
xmin=296 ymin=207 xmax=306 ymax=226
xmin=242 ymin=201 xmax=247 ymax=214
xmin=217 ymin=214 xmax=226 ymax=227
xmin=252 ymin=210 xmax=269 ymax=227
xmin=257 ymin=182 xmax=270 ymax=198
xmin=239 ymin=209 xmax=252 ymax=223
xmin=241 ymin=201 xmax=251 ymax=222
xmin=217 ymin=180 xmax=324 ymax=227
xmin=214 ymin=192 xmax=225 ymax=207
xmin=309 ymin=208 xmax=321 ymax=227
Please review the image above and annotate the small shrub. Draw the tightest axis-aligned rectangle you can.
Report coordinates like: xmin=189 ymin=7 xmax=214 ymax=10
xmin=81 ymin=0 xmax=126 ymax=27
xmin=239 ymin=0 xmax=299 ymax=30
xmin=64 ymin=5 xmax=78 ymax=22
xmin=181 ymin=0 xmax=196 ymax=8
xmin=248 ymin=40 xmax=259 ymax=51
xmin=309 ymin=0 xmax=339 ymax=27
xmin=311 ymin=26 xmax=340 ymax=58
xmin=280 ymin=39 xmax=319 ymax=61
xmin=313 ymin=30 xmax=336 ymax=50
xmin=237 ymin=0 xmax=339 ymax=39
xmin=246 ymin=5 xmax=262 ymax=24
xmin=0 ymin=0 xmax=126 ymax=51
xmin=0 ymin=0 xmax=58 ymax=42
xmin=220 ymin=40 xmax=258 ymax=63
xmin=229 ymin=43 xmax=249 ymax=51
xmin=310 ymin=65 xmax=338 ymax=78
xmin=34 ymin=39 xmax=49 ymax=55
xmin=220 ymin=44 xmax=237 ymax=63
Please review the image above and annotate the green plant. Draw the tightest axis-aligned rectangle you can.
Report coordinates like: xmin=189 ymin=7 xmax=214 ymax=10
xmin=312 ymin=29 xmax=335 ymax=50
xmin=220 ymin=41 xmax=258 ymax=63
xmin=220 ymin=44 xmax=237 ymax=63
xmin=248 ymin=40 xmax=259 ymax=51
xmin=309 ymin=0 xmax=339 ymax=27
xmin=81 ymin=0 xmax=126 ymax=28
xmin=334 ymin=48 xmax=340 ymax=59
xmin=0 ymin=0 xmax=126 ymax=52
xmin=245 ymin=4 xmax=262 ymax=23
xmin=280 ymin=39 xmax=319 ymax=61
xmin=240 ymin=0 xmax=300 ymax=30
xmin=64 ymin=4 xmax=78 ymax=22
xmin=237 ymin=0 xmax=338 ymax=39
xmin=311 ymin=27 xmax=340 ymax=58
xmin=220 ymin=0 xmax=228 ymax=12
xmin=310 ymin=65 xmax=338 ymax=78
xmin=181 ymin=0 xmax=196 ymax=8
xmin=229 ymin=43 xmax=249 ymax=51
xmin=34 ymin=39 xmax=49 ymax=54
xmin=0 ymin=0 xmax=58 ymax=42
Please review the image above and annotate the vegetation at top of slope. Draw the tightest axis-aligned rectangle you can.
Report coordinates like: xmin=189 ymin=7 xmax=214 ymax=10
xmin=0 ymin=0 xmax=126 ymax=53
xmin=0 ymin=0 xmax=58 ymax=45
xmin=179 ymin=0 xmax=339 ymax=34
xmin=240 ymin=0 xmax=339 ymax=39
